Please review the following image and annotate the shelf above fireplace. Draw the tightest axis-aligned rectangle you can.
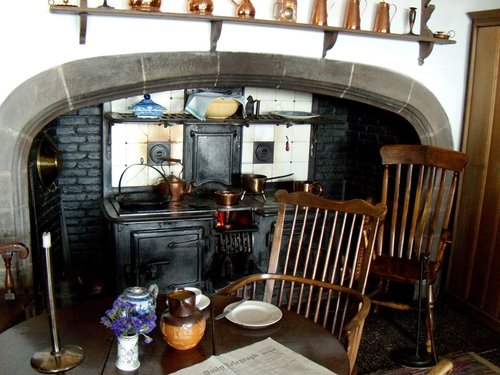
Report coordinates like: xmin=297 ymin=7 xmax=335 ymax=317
xmin=49 ymin=0 xmax=455 ymax=65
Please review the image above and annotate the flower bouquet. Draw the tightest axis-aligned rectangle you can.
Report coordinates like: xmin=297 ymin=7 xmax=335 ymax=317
xmin=101 ymin=297 xmax=157 ymax=371
xmin=101 ymin=297 xmax=157 ymax=343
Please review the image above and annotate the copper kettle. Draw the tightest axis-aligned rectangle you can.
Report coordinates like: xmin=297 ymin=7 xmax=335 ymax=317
xmin=230 ymin=0 xmax=255 ymax=18
xmin=167 ymin=174 xmax=193 ymax=202
xmin=343 ymin=0 xmax=366 ymax=30
xmin=373 ymin=1 xmax=397 ymax=33
xmin=188 ymin=0 xmax=213 ymax=15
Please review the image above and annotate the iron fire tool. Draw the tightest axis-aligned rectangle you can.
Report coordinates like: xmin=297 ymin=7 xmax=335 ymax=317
xmin=31 ymin=232 xmax=85 ymax=373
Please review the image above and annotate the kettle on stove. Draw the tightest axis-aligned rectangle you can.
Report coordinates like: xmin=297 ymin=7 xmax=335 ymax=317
xmin=167 ymin=174 xmax=193 ymax=202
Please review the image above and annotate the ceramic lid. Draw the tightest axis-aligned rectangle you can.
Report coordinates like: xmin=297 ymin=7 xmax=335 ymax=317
xmin=131 ymin=94 xmax=166 ymax=118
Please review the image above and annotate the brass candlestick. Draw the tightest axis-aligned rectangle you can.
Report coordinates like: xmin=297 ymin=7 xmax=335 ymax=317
xmin=31 ymin=232 xmax=85 ymax=373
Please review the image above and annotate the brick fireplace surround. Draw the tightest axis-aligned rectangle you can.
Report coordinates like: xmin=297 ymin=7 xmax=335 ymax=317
xmin=0 ymin=51 xmax=453 ymax=290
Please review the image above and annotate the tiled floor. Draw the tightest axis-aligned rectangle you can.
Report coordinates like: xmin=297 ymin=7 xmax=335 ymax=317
xmin=357 ymin=300 xmax=500 ymax=374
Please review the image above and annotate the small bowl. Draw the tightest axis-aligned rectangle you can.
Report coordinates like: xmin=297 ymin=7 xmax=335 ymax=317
xmin=206 ymin=98 xmax=239 ymax=119
xmin=433 ymin=31 xmax=450 ymax=40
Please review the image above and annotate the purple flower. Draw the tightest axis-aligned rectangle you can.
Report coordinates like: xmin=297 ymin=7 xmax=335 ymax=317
xmin=101 ymin=297 xmax=156 ymax=343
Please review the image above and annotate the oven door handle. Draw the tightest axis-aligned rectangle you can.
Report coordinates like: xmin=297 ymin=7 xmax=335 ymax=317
xmin=144 ymin=258 xmax=171 ymax=280
xmin=167 ymin=238 xmax=206 ymax=249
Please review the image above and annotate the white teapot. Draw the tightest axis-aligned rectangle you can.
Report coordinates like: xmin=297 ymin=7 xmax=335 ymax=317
xmin=118 ymin=284 xmax=159 ymax=314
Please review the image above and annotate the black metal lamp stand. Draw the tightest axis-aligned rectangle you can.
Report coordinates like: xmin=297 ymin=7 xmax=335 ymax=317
xmin=390 ymin=253 xmax=435 ymax=368
xmin=31 ymin=232 xmax=85 ymax=373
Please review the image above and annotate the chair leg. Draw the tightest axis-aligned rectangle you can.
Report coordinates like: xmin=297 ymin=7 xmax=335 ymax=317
xmin=370 ymin=279 xmax=386 ymax=313
xmin=425 ymin=283 xmax=438 ymax=363
xmin=2 ymin=253 xmax=16 ymax=300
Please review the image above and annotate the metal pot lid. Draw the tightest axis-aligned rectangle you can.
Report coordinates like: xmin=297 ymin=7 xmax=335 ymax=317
xmin=36 ymin=134 xmax=63 ymax=192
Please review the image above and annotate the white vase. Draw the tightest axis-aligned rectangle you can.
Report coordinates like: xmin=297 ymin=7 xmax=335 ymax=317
xmin=116 ymin=334 xmax=140 ymax=371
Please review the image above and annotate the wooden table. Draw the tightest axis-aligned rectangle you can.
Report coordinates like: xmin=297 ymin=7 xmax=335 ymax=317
xmin=0 ymin=295 xmax=349 ymax=375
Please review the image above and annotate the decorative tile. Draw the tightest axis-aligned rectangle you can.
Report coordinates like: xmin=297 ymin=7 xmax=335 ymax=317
xmin=274 ymin=142 xmax=292 ymax=163
xmin=254 ymin=124 xmax=274 ymax=141
xmin=148 ymin=124 xmax=170 ymax=141
xmin=290 ymin=162 xmax=308 ymax=180
xmin=272 ymin=163 xmax=292 ymax=176
xmin=243 ymin=125 xmax=255 ymax=142
xmin=291 ymin=142 xmax=310 ymax=162
xmin=241 ymin=142 xmax=254 ymax=163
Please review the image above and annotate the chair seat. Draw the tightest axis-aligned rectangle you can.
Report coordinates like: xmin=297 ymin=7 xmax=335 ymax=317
xmin=371 ymin=255 xmax=438 ymax=285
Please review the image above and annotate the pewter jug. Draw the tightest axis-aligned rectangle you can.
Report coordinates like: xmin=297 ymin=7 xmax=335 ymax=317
xmin=343 ymin=0 xmax=366 ymax=29
xmin=373 ymin=1 xmax=396 ymax=33
xmin=230 ymin=0 xmax=255 ymax=18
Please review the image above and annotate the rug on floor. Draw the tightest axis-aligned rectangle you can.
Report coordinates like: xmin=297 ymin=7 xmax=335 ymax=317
xmin=367 ymin=351 xmax=500 ymax=374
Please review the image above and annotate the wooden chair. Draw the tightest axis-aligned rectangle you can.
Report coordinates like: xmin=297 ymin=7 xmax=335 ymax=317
xmin=216 ymin=273 xmax=371 ymax=375
xmin=368 ymin=144 xmax=468 ymax=359
xmin=267 ymin=190 xmax=387 ymax=294
xmin=0 ymin=242 xmax=33 ymax=332
xmin=428 ymin=358 xmax=453 ymax=375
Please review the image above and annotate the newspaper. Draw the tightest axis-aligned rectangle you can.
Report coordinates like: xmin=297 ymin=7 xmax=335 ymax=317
xmin=171 ymin=337 xmax=339 ymax=375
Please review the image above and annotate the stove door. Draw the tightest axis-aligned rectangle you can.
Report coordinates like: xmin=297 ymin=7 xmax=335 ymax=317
xmin=131 ymin=223 xmax=209 ymax=291
xmin=184 ymin=124 xmax=242 ymax=190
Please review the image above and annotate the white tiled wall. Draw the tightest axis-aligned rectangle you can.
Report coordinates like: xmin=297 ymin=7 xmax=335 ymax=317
xmin=110 ymin=87 xmax=312 ymax=187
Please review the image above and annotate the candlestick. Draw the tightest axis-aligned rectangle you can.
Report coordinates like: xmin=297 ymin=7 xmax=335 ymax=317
xmin=42 ymin=232 xmax=51 ymax=248
xmin=31 ymin=232 xmax=85 ymax=373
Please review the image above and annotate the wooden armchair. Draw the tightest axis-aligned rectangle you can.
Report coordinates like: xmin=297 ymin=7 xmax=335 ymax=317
xmin=217 ymin=273 xmax=371 ymax=375
xmin=1 ymin=242 xmax=29 ymax=301
xmin=0 ymin=242 xmax=33 ymax=332
xmin=428 ymin=358 xmax=453 ymax=375
xmin=368 ymin=144 xmax=468 ymax=359
xmin=267 ymin=190 xmax=387 ymax=293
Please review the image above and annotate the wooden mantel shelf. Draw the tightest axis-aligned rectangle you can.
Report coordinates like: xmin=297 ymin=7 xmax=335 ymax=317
xmin=49 ymin=0 xmax=455 ymax=65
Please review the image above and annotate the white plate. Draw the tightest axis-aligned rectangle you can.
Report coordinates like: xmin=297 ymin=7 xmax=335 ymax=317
xmin=271 ymin=111 xmax=320 ymax=120
xmin=197 ymin=295 xmax=211 ymax=310
xmin=224 ymin=301 xmax=283 ymax=328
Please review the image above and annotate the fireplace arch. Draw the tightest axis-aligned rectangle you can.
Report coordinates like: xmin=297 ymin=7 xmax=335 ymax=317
xmin=0 ymin=51 xmax=453 ymax=281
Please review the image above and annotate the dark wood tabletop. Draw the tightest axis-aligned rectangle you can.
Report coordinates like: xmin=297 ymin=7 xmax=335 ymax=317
xmin=0 ymin=294 xmax=349 ymax=375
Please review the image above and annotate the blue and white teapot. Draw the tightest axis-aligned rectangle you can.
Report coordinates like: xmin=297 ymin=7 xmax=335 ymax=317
xmin=118 ymin=284 xmax=159 ymax=315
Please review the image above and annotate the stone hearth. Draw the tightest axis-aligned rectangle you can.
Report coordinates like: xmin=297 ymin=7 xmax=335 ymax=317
xmin=0 ymin=52 xmax=453 ymax=289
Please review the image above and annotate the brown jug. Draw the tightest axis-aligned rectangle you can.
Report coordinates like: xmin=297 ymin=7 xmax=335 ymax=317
xmin=343 ymin=0 xmax=366 ymax=30
xmin=373 ymin=1 xmax=397 ymax=33
xmin=188 ymin=0 xmax=213 ymax=15
xmin=310 ymin=0 xmax=328 ymax=26
xmin=230 ymin=0 xmax=255 ymax=18
xmin=160 ymin=290 xmax=206 ymax=350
